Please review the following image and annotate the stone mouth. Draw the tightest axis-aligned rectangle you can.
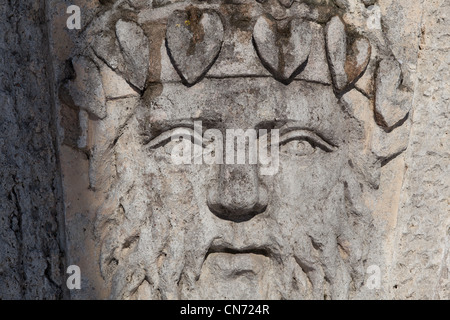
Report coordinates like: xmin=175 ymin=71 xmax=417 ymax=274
xmin=200 ymin=245 xmax=274 ymax=279
xmin=204 ymin=237 xmax=282 ymax=262
xmin=205 ymin=246 xmax=272 ymax=260
xmin=193 ymin=243 xmax=280 ymax=298
xmin=197 ymin=239 xmax=281 ymax=279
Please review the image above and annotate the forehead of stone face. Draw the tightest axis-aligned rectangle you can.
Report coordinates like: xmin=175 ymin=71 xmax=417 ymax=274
xmin=140 ymin=78 xmax=344 ymax=145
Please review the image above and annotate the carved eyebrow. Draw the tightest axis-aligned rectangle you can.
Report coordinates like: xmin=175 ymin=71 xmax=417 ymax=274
xmin=143 ymin=119 xmax=195 ymax=137
xmin=146 ymin=126 xmax=204 ymax=149
xmin=143 ymin=118 xmax=223 ymax=140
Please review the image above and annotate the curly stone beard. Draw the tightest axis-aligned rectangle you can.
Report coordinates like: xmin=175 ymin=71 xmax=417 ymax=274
xmin=96 ymin=158 xmax=372 ymax=300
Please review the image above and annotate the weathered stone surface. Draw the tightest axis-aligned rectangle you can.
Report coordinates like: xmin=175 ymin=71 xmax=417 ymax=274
xmin=345 ymin=38 xmax=371 ymax=85
xmin=0 ymin=0 xmax=66 ymax=299
xmin=127 ymin=0 xmax=150 ymax=9
xmin=387 ymin=0 xmax=450 ymax=299
xmin=299 ymin=22 xmax=332 ymax=85
xmin=154 ymin=3 xmax=331 ymax=84
xmin=377 ymin=0 xmax=422 ymax=90
xmin=92 ymin=28 xmax=125 ymax=72
xmin=355 ymin=51 xmax=376 ymax=97
xmin=116 ymin=78 xmax=369 ymax=300
xmin=278 ymin=0 xmax=293 ymax=9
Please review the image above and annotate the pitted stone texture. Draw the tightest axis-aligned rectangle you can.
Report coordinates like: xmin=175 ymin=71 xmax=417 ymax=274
xmin=88 ymin=97 xmax=140 ymax=191
xmin=325 ymin=16 xmax=347 ymax=90
xmin=95 ymin=78 xmax=378 ymax=300
xmin=153 ymin=3 xmax=332 ymax=84
xmin=127 ymin=0 xmax=150 ymax=9
xmin=0 ymin=0 xmax=66 ymax=300
xmin=299 ymin=22 xmax=332 ymax=85
xmin=355 ymin=51 xmax=376 ymax=97
xmin=388 ymin=0 xmax=450 ymax=300
xmin=92 ymin=29 xmax=124 ymax=71
xmin=377 ymin=0 xmax=422 ymax=90
xmin=345 ymin=38 xmax=371 ymax=84
xmin=340 ymin=90 xmax=381 ymax=188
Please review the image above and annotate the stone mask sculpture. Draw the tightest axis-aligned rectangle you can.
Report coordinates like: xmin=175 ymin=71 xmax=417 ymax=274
xmin=56 ymin=0 xmax=413 ymax=299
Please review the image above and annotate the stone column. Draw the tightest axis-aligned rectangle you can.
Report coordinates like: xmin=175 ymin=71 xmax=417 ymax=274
xmin=0 ymin=0 xmax=67 ymax=299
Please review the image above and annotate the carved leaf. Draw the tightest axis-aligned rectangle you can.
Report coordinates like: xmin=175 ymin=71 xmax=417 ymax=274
xmin=115 ymin=19 xmax=150 ymax=91
xmin=92 ymin=20 xmax=149 ymax=92
xmin=166 ymin=8 xmax=224 ymax=86
xmin=253 ymin=15 xmax=312 ymax=83
xmin=325 ymin=16 xmax=371 ymax=92
xmin=375 ymin=57 xmax=412 ymax=128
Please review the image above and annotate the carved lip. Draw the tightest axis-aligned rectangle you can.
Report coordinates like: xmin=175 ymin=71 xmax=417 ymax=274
xmin=203 ymin=238 xmax=282 ymax=264
xmin=200 ymin=244 xmax=273 ymax=277
xmin=206 ymin=246 xmax=271 ymax=260
xmin=195 ymin=238 xmax=282 ymax=281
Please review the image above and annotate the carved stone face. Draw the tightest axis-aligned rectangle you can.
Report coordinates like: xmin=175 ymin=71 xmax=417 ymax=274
xmin=124 ymin=78 xmax=349 ymax=299
xmin=57 ymin=0 xmax=411 ymax=300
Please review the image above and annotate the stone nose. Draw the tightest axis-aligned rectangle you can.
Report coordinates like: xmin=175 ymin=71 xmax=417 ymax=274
xmin=207 ymin=163 xmax=268 ymax=222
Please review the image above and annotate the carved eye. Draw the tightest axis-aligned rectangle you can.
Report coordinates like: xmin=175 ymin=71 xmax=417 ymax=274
xmin=278 ymin=130 xmax=336 ymax=157
xmin=280 ymin=139 xmax=316 ymax=156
